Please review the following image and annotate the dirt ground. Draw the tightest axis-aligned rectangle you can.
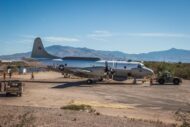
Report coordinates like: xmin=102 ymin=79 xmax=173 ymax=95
xmin=0 ymin=105 xmax=174 ymax=127
xmin=0 ymin=71 xmax=190 ymax=126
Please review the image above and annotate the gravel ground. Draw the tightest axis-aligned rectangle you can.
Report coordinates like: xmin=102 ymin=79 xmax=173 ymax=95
xmin=0 ymin=105 xmax=174 ymax=127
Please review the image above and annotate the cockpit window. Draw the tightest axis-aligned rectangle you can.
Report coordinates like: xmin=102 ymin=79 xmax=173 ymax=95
xmin=138 ymin=64 xmax=142 ymax=68
xmin=138 ymin=63 xmax=145 ymax=68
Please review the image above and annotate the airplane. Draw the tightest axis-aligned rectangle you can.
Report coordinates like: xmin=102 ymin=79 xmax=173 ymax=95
xmin=31 ymin=37 xmax=154 ymax=83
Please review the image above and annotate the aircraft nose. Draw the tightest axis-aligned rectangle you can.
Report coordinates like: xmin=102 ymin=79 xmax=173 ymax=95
xmin=145 ymin=68 xmax=154 ymax=76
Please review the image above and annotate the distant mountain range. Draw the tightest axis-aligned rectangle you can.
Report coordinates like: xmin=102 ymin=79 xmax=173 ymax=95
xmin=0 ymin=45 xmax=190 ymax=63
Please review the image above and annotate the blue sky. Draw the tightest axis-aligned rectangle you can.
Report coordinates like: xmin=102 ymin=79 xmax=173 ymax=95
xmin=0 ymin=0 xmax=190 ymax=55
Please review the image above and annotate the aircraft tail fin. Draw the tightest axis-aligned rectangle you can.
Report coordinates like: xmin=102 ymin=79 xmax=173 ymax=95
xmin=31 ymin=37 xmax=60 ymax=59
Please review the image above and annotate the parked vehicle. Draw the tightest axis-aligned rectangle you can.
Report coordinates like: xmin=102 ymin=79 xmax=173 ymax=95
xmin=156 ymin=71 xmax=182 ymax=85
xmin=0 ymin=80 xmax=24 ymax=96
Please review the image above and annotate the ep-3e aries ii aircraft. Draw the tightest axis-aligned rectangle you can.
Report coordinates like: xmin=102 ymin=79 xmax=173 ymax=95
xmin=31 ymin=37 xmax=154 ymax=83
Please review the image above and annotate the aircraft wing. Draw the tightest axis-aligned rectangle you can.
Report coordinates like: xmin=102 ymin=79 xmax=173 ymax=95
xmin=71 ymin=68 xmax=92 ymax=73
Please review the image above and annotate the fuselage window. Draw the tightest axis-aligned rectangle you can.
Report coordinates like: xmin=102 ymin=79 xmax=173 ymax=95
xmin=124 ymin=66 xmax=127 ymax=69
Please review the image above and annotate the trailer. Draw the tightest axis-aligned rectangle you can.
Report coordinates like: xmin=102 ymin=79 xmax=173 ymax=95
xmin=0 ymin=80 xmax=24 ymax=96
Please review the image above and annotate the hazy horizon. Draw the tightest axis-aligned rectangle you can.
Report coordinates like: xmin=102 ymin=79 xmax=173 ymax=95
xmin=0 ymin=42 xmax=189 ymax=56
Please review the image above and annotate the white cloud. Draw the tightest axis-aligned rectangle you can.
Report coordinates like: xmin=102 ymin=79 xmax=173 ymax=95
xmin=88 ymin=30 xmax=113 ymax=38
xmin=87 ymin=31 xmax=190 ymax=39
xmin=126 ymin=33 xmax=190 ymax=38
xmin=44 ymin=36 xmax=80 ymax=43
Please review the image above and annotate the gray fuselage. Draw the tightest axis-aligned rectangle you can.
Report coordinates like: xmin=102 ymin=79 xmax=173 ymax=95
xmin=38 ymin=58 xmax=154 ymax=80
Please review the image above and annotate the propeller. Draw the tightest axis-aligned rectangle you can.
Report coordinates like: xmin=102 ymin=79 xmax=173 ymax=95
xmin=104 ymin=61 xmax=115 ymax=79
xmin=105 ymin=61 xmax=109 ymax=73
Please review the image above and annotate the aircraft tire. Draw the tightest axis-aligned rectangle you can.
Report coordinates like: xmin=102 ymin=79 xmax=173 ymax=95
xmin=158 ymin=78 xmax=165 ymax=85
xmin=173 ymin=78 xmax=180 ymax=85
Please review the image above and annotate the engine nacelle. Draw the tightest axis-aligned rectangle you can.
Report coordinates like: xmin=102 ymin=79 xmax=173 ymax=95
xmin=112 ymin=75 xmax=128 ymax=81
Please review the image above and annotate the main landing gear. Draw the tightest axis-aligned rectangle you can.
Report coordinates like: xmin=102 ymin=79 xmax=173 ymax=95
xmin=86 ymin=77 xmax=103 ymax=84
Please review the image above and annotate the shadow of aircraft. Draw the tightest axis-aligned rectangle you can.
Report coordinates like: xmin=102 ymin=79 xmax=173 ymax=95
xmin=52 ymin=80 xmax=143 ymax=89
xmin=52 ymin=80 xmax=96 ymax=89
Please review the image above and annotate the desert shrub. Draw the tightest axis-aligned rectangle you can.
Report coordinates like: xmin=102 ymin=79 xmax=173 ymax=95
xmin=60 ymin=104 xmax=96 ymax=113
xmin=144 ymin=61 xmax=190 ymax=79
